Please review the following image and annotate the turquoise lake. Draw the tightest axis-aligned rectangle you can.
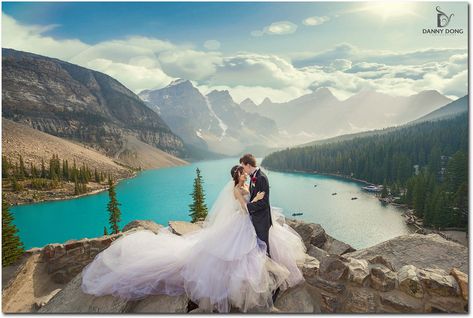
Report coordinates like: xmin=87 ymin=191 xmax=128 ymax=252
xmin=11 ymin=158 xmax=414 ymax=250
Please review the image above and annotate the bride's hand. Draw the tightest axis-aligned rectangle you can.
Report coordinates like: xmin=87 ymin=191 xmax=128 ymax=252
xmin=252 ymin=191 xmax=265 ymax=203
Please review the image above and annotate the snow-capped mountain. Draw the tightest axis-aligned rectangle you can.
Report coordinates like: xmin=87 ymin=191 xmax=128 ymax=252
xmin=140 ymin=79 xmax=454 ymax=153
xmin=244 ymin=88 xmax=453 ymax=144
xmin=139 ymin=80 xmax=279 ymax=156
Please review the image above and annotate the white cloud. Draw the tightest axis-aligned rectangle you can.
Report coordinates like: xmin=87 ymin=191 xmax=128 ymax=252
xmin=303 ymin=16 xmax=330 ymax=26
xmin=204 ymin=40 xmax=221 ymax=50
xmin=205 ymin=53 xmax=307 ymax=89
xmin=159 ymin=49 xmax=222 ymax=81
xmin=2 ymin=14 xmax=89 ymax=61
xmin=293 ymin=42 xmax=467 ymax=67
xmin=251 ymin=21 xmax=298 ymax=37
xmin=1 ymin=13 xmax=467 ymax=103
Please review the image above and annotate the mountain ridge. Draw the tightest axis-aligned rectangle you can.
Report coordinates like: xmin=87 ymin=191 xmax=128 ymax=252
xmin=2 ymin=48 xmax=187 ymax=163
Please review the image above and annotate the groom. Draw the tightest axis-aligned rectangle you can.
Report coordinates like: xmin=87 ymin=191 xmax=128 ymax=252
xmin=240 ymin=154 xmax=280 ymax=303
xmin=240 ymin=153 xmax=272 ymax=256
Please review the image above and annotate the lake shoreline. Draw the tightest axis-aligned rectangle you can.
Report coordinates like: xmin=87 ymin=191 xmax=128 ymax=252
xmin=264 ymin=166 xmax=468 ymax=247
xmin=263 ymin=166 xmax=377 ymax=186
xmin=4 ymin=171 xmax=139 ymax=206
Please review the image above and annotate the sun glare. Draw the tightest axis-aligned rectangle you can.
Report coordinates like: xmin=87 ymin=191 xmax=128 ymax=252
xmin=356 ymin=2 xmax=418 ymax=21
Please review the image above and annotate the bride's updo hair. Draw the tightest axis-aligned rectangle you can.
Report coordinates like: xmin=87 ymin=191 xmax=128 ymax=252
xmin=231 ymin=165 xmax=244 ymax=186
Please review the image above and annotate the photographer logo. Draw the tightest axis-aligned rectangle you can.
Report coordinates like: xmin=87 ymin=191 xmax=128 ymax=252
xmin=422 ymin=6 xmax=463 ymax=35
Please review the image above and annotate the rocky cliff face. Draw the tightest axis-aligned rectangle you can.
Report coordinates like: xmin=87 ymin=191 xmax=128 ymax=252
xmin=2 ymin=49 xmax=186 ymax=158
xmin=139 ymin=80 xmax=279 ymax=156
xmin=2 ymin=220 xmax=468 ymax=313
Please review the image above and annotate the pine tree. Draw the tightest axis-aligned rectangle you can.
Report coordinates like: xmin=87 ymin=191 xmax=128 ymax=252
xmin=41 ymin=158 xmax=46 ymax=178
xmin=2 ymin=197 xmax=25 ymax=267
xmin=103 ymin=226 xmax=108 ymax=236
xmin=189 ymin=168 xmax=208 ymax=223
xmin=18 ymin=155 xmax=26 ymax=179
xmin=381 ymin=180 xmax=388 ymax=198
xmin=2 ymin=156 xmax=10 ymax=179
xmin=107 ymin=178 xmax=122 ymax=234
xmin=10 ymin=176 xmax=23 ymax=192
xmin=94 ymin=168 xmax=100 ymax=183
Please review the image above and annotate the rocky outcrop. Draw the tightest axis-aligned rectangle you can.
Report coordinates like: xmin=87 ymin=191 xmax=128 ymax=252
xmin=302 ymin=254 xmax=467 ymax=313
xmin=345 ymin=233 xmax=468 ymax=273
xmin=41 ymin=220 xmax=163 ymax=285
xmin=2 ymin=252 xmax=65 ymax=313
xmin=273 ymin=283 xmax=319 ymax=313
xmin=168 ymin=221 xmax=203 ymax=236
xmin=41 ymin=233 xmax=125 ymax=284
xmin=2 ymin=48 xmax=186 ymax=161
xmin=3 ymin=219 xmax=468 ymax=313
xmin=39 ymin=272 xmax=189 ymax=313
xmin=286 ymin=219 xmax=355 ymax=256
xmin=38 ymin=273 xmax=132 ymax=313
xmin=122 ymin=220 xmax=163 ymax=234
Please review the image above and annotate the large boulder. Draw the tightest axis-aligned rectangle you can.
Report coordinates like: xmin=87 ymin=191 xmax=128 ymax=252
xmin=307 ymin=245 xmax=329 ymax=260
xmin=2 ymin=253 xmax=65 ymax=313
xmin=168 ymin=221 xmax=203 ymax=236
xmin=129 ymin=294 xmax=189 ymax=313
xmin=341 ymin=287 xmax=377 ymax=313
xmin=416 ymin=268 xmax=460 ymax=297
xmin=274 ymin=283 xmax=318 ymax=313
xmin=122 ymin=220 xmax=163 ymax=234
xmin=39 ymin=273 xmax=190 ymax=313
xmin=346 ymin=257 xmax=370 ymax=286
xmin=345 ymin=234 xmax=468 ymax=273
xmin=322 ymin=234 xmax=356 ymax=255
xmin=39 ymin=273 xmax=131 ymax=313
xmin=286 ymin=220 xmax=327 ymax=249
xmin=450 ymin=268 xmax=468 ymax=301
xmin=398 ymin=265 xmax=424 ymax=298
xmin=369 ymin=264 xmax=397 ymax=292
xmin=318 ymin=255 xmax=349 ymax=282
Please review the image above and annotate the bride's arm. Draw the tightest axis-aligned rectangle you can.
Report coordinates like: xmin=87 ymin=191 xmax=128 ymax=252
xmin=233 ymin=188 xmax=249 ymax=213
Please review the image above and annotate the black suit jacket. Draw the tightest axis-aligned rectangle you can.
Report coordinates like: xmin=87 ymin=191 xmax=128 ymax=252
xmin=247 ymin=168 xmax=272 ymax=252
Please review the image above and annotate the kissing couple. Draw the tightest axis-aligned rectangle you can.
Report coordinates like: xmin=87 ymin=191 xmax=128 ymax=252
xmin=81 ymin=154 xmax=307 ymax=312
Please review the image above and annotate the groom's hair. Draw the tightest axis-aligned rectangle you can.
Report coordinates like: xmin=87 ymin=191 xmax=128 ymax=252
xmin=240 ymin=154 xmax=256 ymax=167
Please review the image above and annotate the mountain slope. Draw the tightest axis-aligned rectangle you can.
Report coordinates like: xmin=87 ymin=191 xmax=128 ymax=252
xmin=3 ymin=118 xmax=129 ymax=178
xmin=263 ymin=112 xmax=468 ymax=185
xmin=2 ymin=119 xmax=186 ymax=173
xmin=299 ymin=95 xmax=468 ymax=148
xmin=2 ymin=48 xmax=186 ymax=161
xmin=410 ymin=95 xmax=468 ymax=124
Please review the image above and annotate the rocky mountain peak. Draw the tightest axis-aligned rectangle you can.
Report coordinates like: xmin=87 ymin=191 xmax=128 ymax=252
xmin=240 ymin=98 xmax=257 ymax=111
xmin=167 ymin=78 xmax=192 ymax=88
xmin=260 ymin=97 xmax=273 ymax=107
xmin=312 ymin=87 xmax=337 ymax=101
xmin=206 ymin=89 xmax=235 ymax=105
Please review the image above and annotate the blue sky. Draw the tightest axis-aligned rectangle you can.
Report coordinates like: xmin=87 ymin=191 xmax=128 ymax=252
xmin=1 ymin=2 xmax=468 ymax=102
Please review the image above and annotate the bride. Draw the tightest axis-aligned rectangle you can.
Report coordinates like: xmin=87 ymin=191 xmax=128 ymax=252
xmin=81 ymin=165 xmax=307 ymax=312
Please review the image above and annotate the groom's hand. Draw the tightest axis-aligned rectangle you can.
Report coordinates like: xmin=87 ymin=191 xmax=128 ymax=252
xmin=247 ymin=176 xmax=269 ymax=215
xmin=251 ymin=191 xmax=265 ymax=203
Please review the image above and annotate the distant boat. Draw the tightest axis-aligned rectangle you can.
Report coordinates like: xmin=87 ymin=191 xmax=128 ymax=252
xmin=361 ymin=185 xmax=383 ymax=192
xmin=314 ymin=185 xmax=318 ymax=187
xmin=292 ymin=212 xmax=303 ymax=216
xmin=332 ymin=192 xmax=337 ymax=195
xmin=351 ymin=197 xmax=358 ymax=200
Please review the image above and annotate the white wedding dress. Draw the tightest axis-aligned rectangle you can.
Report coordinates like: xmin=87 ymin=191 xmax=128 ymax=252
xmin=81 ymin=180 xmax=306 ymax=312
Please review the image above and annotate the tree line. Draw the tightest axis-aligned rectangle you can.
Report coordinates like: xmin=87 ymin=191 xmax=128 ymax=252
xmin=2 ymin=154 xmax=108 ymax=195
xmin=262 ymin=113 xmax=468 ymax=230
